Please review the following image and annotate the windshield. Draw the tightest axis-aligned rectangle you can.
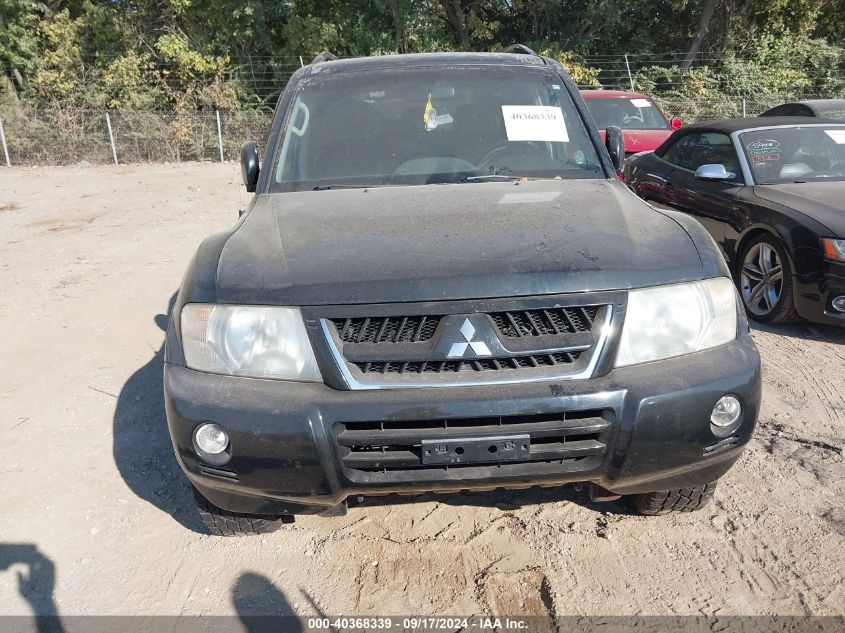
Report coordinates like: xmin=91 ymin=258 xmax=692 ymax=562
xmin=271 ymin=66 xmax=603 ymax=191
xmin=740 ymin=126 xmax=845 ymax=184
xmin=584 ymin=97 xmax=669 ymax=130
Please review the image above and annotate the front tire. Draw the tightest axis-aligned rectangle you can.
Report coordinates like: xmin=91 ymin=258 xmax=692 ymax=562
xmin=626 ymin=482 xmax=717 ymax=515
xmin=737 ymin=234 xmax=798 ymax=324
xmin=193 ymin=488 xmax=291 ymax=536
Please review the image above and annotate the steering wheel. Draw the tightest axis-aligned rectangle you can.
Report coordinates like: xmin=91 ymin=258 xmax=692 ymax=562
xmin=622 ymin=114 xmax=643 ymax=125
xmin=392 ymin=153 xmax=474 ymax=175
xmin=478 ymin=142 xmax=545 ymax=169
xmin=796 ymin=155 xmax=827 ymax=172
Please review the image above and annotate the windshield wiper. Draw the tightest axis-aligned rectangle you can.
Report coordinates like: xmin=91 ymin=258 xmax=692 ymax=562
xmin=459 ymin=175 xmax=527 ymax=183
xmin=313 ymin=184 xmax=376 ymax=191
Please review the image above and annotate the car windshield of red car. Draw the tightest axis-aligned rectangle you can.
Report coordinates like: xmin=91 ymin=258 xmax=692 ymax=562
xmin=586 ymin=97 xmax=670 ymax=130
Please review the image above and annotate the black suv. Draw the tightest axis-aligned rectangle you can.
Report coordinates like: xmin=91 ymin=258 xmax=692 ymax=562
xmin=164 ymin=51 xmax=761 ymax=535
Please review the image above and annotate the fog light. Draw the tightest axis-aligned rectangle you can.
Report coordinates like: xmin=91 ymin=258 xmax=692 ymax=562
xmin=194 ymin=423 xmax=229 ymax=454
xmin=711 ymin=395 xmax=742 ymax=428
xmin=832 ymin=296 xmax=845 ymax=312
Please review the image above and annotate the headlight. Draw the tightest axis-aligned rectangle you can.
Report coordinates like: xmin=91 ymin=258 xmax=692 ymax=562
xmin=615 ymin=277 xmax=738 ymax=367
xmin=180 ymin=304 xmax=321 ymax=381
xmin=821 ymin=238 xmax=845 ymax=263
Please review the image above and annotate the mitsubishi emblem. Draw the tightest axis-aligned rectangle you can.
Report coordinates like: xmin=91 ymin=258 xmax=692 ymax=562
xmin=447 ymin=319 xmax=492 ymax=358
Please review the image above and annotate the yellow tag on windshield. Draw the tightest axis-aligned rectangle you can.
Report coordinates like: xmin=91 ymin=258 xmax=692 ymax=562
xmin=424 ymin=93 xmax=435 ymax=131
xmin=423 ymin=93 xmax=453 ymax=131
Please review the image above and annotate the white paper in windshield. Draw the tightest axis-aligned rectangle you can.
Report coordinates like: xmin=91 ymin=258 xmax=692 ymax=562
xmin=630 ymin=98 xmax=652 ymax=108
xmin=825 ymin=129 xmax=845 ymax=144
xmin=501 ymin=106 xmax=569 ymax=142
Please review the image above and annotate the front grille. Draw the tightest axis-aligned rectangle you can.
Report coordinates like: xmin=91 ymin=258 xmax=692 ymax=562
xmin=332 ymin=316 xmax=440 ymax=344
xmin=354 ymin=351 xmax=581 ymax=375
xmin=491 ymin=306 xmax=600 ymax=338
xmin=314 ymin=294 xmax=617 ymax=389
xmin=335 ymin=410 xmax=612 ymax=480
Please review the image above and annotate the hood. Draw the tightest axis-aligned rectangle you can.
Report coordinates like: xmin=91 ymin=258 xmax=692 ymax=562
xmin=215 ymin=179 xmax=703 ymax=305
xmin=598 ymin=129 xmax=673 ymax=154
xmin=753 ymin=182 xmax=845 ymax=235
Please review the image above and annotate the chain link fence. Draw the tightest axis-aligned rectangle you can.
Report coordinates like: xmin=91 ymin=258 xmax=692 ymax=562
xmin=651 ymin=93 xmax=844 ymax=123
xmin=0 ymin=109 xmax=273 ymax=166
xmin=0 ymin=93 xmax=842 ymax=166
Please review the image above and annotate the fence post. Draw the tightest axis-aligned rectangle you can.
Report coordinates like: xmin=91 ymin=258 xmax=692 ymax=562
xmin=216 ymin=110 xmax=225 ymax=162
xmin=742 ymin=97 xmax=747 ymax=118
xmin=0 ymin=117 xmax=10 ymax=167
xmin=105 ymin=113 xmax=118 ymax=165
xmin=624 ymin=54 xmax=635 ymax=91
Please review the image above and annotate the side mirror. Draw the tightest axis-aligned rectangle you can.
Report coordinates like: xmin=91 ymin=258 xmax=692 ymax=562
xmin=241 ymin=142 xmax=260 ymax=192
xmin=605 ymin=125 xmax=625 ymax=172
xmin=670 ymin=117 xmax=683 ymax=131
xmin=695 ymin=164 xmax=735 ymax=181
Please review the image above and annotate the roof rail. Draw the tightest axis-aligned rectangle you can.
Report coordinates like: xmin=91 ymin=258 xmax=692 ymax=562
xmin=311 ymin=51 xmax=338 ymax=64
xmin=500 ymin=44 xmax=537 ymax=55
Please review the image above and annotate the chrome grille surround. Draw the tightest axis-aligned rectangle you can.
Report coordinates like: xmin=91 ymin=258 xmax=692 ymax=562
xmin=313 ymin=294 xmax=620 ymax=390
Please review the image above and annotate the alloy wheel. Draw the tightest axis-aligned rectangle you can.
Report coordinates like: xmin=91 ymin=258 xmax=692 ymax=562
xmin=740 ymin=242 xmax=783 ymax=316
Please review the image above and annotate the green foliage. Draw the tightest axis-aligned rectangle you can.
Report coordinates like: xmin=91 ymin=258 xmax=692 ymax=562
xmin=0 ymin=0 xmax=842 ymax=115
xmin=279 ymin=14 xmax=344 ymax=58
xmin=634 ymin=33 xmax=845 ymax=99
xmin=535 ymin=48 xmax=602 ymax=87
xmin=30 ymin=9 xmax=84 ymax=102
xmin=0 ymin=0 xmax=46 ymax=96
xmin=100 ymin=53 xmax=163 ymax=110
xmin=632 ymin=31 xmax=845 ymax=121
xmin=635 ymin=66 xmax=744 ymax=120
xmin=735 ymin=34 xmax=845 ymax=94
xmin=491 ymin=0 xmax=701 ymax=57
xmin=155 ymin=34 xmax=223 ymax=82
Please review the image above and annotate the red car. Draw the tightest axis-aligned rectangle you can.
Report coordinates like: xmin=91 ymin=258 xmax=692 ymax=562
xmin=580 ymin=90 xmax=682 ymax=155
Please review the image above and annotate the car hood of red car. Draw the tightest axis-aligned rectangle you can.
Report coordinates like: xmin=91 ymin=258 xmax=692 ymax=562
xmin=598 ymin=129 xmax=673 ymax=154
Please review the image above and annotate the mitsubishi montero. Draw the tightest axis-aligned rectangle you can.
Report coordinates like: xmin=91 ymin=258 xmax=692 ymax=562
xmin=163 ymin=50 xmax=761 ymax=535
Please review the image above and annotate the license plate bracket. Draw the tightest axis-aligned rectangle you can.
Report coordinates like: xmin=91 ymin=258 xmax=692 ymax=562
xmin=421 ymin=434 xmax=530 ymax=465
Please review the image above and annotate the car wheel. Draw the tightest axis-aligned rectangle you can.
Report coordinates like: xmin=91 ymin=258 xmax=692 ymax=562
xmin=626 ymin=482 xmax=717 ymax=515
xmin=738 ymin=235 xmax=798 ymax=324
xmin=193 ymin=487 xmax=292 ymax=536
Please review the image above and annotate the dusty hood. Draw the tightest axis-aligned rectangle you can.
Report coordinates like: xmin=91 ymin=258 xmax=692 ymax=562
xmin=215 ymin=179 xmax=703 ymax=305
xmin=753 ymin=182 xmax=845 ymax=235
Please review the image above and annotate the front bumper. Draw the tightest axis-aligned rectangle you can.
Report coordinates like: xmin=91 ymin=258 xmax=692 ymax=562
xmin=164 ymin=335 xmax=761 ymax=516
xmin=794 ymin=259 xmax=845 ymax=325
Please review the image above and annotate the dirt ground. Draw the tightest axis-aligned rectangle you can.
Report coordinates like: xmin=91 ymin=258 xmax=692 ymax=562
xmin=1 ymin=163 xmax=844 ymax=619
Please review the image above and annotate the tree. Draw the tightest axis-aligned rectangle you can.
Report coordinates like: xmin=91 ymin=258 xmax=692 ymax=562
xmin=1 ymin=0 xmax=843 ymax=111
xmin=0 ymin=0 xmax=46 ymax=96
xmin=433 ymin=0 xmax=484 ymax=49
xmin=680 ymin=0 xmax=718 ymax=70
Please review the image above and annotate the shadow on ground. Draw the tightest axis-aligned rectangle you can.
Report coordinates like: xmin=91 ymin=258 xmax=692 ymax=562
xmin=111 ymin=292 xmax=205 ymax=533
xmin=0 ymin=544 xmax=65 ymax=632
xmin=233 ymin=573 xmax=304 ymax=633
